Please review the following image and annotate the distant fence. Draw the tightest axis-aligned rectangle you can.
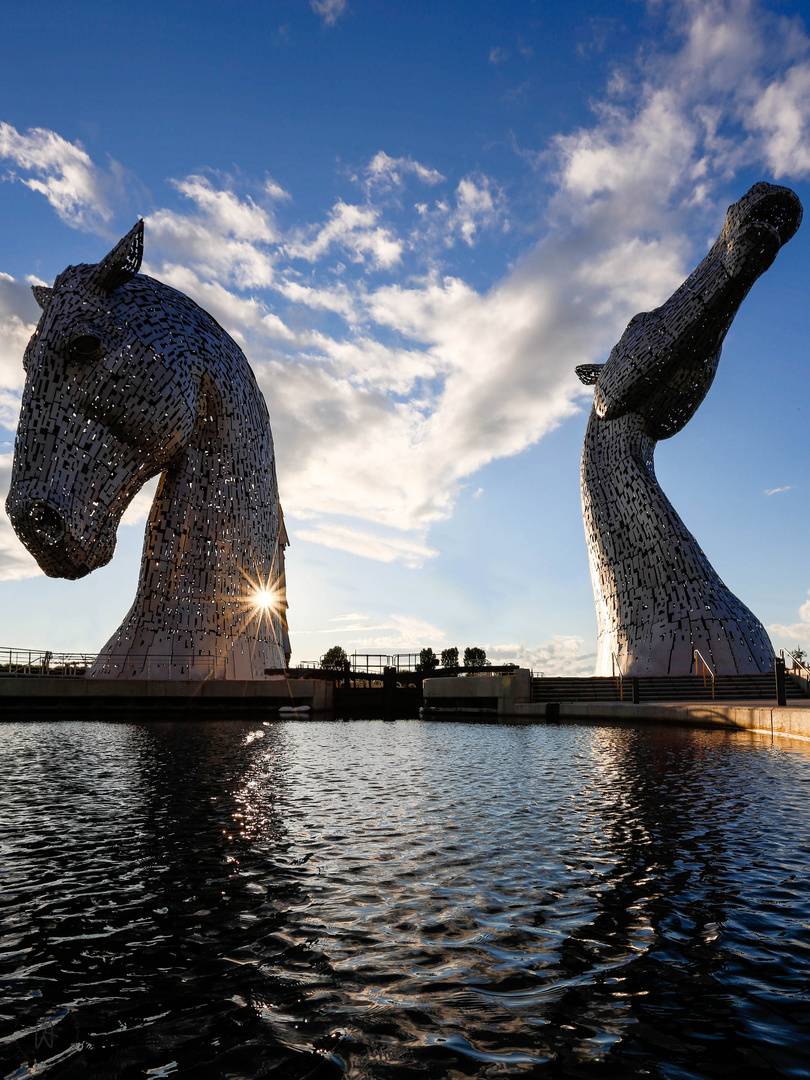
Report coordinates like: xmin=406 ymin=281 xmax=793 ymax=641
xmin=1 ymin=645 xmax=534 ymax=682
xmin=0 ymin=648 xmax=95 ymax=678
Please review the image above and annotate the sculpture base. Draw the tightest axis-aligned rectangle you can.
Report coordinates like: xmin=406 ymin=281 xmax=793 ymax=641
xmin=0 ymin=676 xmax=332 ymax=714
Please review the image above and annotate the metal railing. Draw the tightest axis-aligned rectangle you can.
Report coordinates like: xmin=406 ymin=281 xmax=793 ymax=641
xmin=0 ymin=648 xmax=95 ymax=678
xmin=611 ymin=651 xmax=624 ymax=701
xmin=781 ymin=649 xmax=810 ymax=695
xmin=347 ymin=653 xmax=422 ymax=673
xmin=0 ymin=647 xmax=229 ymax=680
xmin=693 ymin=648 xmax=715 ymax=699
xmin=315 ymin=653 xmax=511 ymax=675
xmin=89 ymin=655 xmax=229 ymax=680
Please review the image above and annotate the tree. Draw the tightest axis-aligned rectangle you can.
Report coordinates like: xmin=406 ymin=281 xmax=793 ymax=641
xmin=419 ymin=647 xmax=439 ymax=671
xmin=463 ymin=646 xmax=490 ymax=668
xmin=322 ymin=645 xmax=348 ymax=669
xmin=793 ymin=646 xmax=808 ymax=666
xmin=441 ymin=647 xmax=459 ymax=669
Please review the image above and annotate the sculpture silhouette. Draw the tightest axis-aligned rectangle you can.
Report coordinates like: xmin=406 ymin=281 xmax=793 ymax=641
xmin=6 ymin=222 xmax=289 ymax=679
xmin=579 ymin=182 xmax=802 ymax=676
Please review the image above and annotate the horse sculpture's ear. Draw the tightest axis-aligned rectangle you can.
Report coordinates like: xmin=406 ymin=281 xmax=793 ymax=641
xmin=93 ymin=220 xmax=144 ymax=293
xmin=31 ymin=285 xmax=53 ymax=310
xmin=576 ymin=364 xmax=604 ymax=386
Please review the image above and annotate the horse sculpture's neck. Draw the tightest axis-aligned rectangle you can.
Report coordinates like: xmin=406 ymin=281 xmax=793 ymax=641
xmin=579 ymin=182 xmax=801 ymax=677
xmin=581 ymin=409 xmax=774 ymax=677
xmin=89 ymin=278 xmax=288 ymax=679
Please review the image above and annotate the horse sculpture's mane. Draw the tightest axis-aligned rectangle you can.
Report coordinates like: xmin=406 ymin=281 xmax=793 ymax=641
xmin=580 ymin=182 xmax=802 ymax=677
xmin=6 ymin=222 xmax=289 ymax=679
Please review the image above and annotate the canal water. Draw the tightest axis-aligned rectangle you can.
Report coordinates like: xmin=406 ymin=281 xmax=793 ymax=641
xmin=1 ymin=720 xmax=809 ymax=1079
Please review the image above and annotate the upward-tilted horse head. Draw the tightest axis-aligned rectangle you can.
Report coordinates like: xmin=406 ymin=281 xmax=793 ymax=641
xmin=578 ymin=182 xmax=802 ymax=677
xmin=6 ymin=222 xmax=289 ymax=679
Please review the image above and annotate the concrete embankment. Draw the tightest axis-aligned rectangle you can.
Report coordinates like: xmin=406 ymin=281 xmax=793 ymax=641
xmin=0 ymin=675 xmax=332 ymax=715
xmin=421 ymin=670 xmax=810 ymax=741
xmin=512 ymin=700 xmax=810 ymax=741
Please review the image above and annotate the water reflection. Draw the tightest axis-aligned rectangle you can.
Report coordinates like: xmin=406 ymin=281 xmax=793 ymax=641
xmin=0 ymin=721 xmax=340 ymax=1079
xmin=1 ymin=721 xmax=809 ymax=1078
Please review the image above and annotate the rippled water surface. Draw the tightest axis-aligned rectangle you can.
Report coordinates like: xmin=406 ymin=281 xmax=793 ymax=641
xmin=2 ymin=720 xmax=810 ymax=1079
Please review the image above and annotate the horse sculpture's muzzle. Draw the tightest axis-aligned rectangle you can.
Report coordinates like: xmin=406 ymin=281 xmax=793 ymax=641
xmin=722 ymin=183 xmax=802 ymax=281
xmin=6 ymin=491 xmax=116 ymax=579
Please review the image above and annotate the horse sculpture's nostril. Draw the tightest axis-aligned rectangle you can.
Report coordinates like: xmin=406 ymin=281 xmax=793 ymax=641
xmin=24 ymin=502 xmax=65 ymax=544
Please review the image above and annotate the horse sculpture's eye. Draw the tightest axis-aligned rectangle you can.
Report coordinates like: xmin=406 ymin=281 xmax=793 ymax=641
xmin=68 ymin=334 xmax=104 ymax=363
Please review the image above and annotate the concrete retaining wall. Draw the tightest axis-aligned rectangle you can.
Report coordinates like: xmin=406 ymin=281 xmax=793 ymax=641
xmin=488 ymin=700 xmax=810 ymax=741
xmin=0 ymin=676 xmax=333 ymax=712
xmin=422 ymin=670 xmax=531 ymax=714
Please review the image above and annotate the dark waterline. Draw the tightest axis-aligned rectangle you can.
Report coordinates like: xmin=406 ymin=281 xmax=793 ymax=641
xmin=1 ymin=720 xmax=809 ymax=1079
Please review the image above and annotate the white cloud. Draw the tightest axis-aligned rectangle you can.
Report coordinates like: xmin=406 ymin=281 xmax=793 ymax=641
xmin=173 ymin=174 xmax=278 ymax=242
xmin=0 ymin=452 xmax=41 ymax=581
xmin=554 ymin=89 xmax=697 ymax=211
xmin=293 ymin=522 xmax=439 ymax=568
xmin=749 ymin=62 xmax=810 ymax=176
xmin=285 ymin=201 xmax=402 ymax=268
xmin=764 ymin=484 xmax=794 ymax=496
xmin=409 ymin=174 xmax=507 ymax=249
xmin=264 ymin=177 xmax=292 ymax=201
xmin=0 ymin=122 xmax=120 ymax=230
xmin=449 ymin=176 xmax=502 ymax=245
xmin=489 ymin=46 xmax=509 ymax=64
xmin=768 ymin=590 xmax=810 ymax=650
xmin=120 ymin=476 xmax=161 ymax=527
xmin=290 ymin=611 xmax=445 ymax=653
xmin=486 ymin=636 xmax=595 ymax=677
xmin=144 ymin=174 xmax=282 ymax=289
xmin=310 ymin=0 xmax=347 ymax=27
xmin=6 ymin=0 xmax=810 ymax=576
xmin=366 ymin=151 xmax=445 ymax=191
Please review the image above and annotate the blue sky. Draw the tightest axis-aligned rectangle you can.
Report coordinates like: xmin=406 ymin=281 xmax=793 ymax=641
xmin=2 ymin=0 xmax=810 ymax=672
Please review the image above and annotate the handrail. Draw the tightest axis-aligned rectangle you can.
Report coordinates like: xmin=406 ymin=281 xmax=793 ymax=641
xmin=611 ymin=651 xmax=624 ymax=701
xmin=780 ymin=648 xmax=810 ymax=679
xmin=693 ymin=648 xmax=715 ymax=699
xmin=780 ymin=649 xmax=810 ymax=693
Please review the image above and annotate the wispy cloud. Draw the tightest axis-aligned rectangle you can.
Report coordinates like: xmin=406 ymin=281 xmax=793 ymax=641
xmin=487 ymin=636 xmax=595 ymax=676
xmin=768 ymin=590 xmax=810 ymax=649
xmin=310 ymin=0 xmax=347 ymax=27
xmin=0 ymin=122 xmax=124 ymax=230
xmin=293 ymin=523 xmax=439 ymax=568
xmin=365 ymin=151 xmax=445 ymax=192
xmin=765 ymin=485 xmax=794 ymax=496
xmin=290 ymin=611 xmax=445 ymax=652
xmin=285 ymin=200 xmax=402 ymax=268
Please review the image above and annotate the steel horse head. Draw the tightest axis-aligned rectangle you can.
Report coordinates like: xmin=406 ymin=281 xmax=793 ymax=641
xmin=579 ymin=182 xmax=802 ymax=677
xmin=6 ymin=222 xmax=290 ymax=679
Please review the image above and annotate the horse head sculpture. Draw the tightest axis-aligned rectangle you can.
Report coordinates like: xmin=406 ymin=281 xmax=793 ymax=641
xmin=6 ymin=222 xmax=289 ymax=679
xmin=579 ymin=182 xmax=802 ymax=676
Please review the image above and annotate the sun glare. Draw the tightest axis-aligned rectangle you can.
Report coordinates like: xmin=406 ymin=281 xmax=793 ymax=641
xmin=229 ymin=551 xmax=289 ymax=656
xmin=253 ymin=586 xmax=280 ymax=613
